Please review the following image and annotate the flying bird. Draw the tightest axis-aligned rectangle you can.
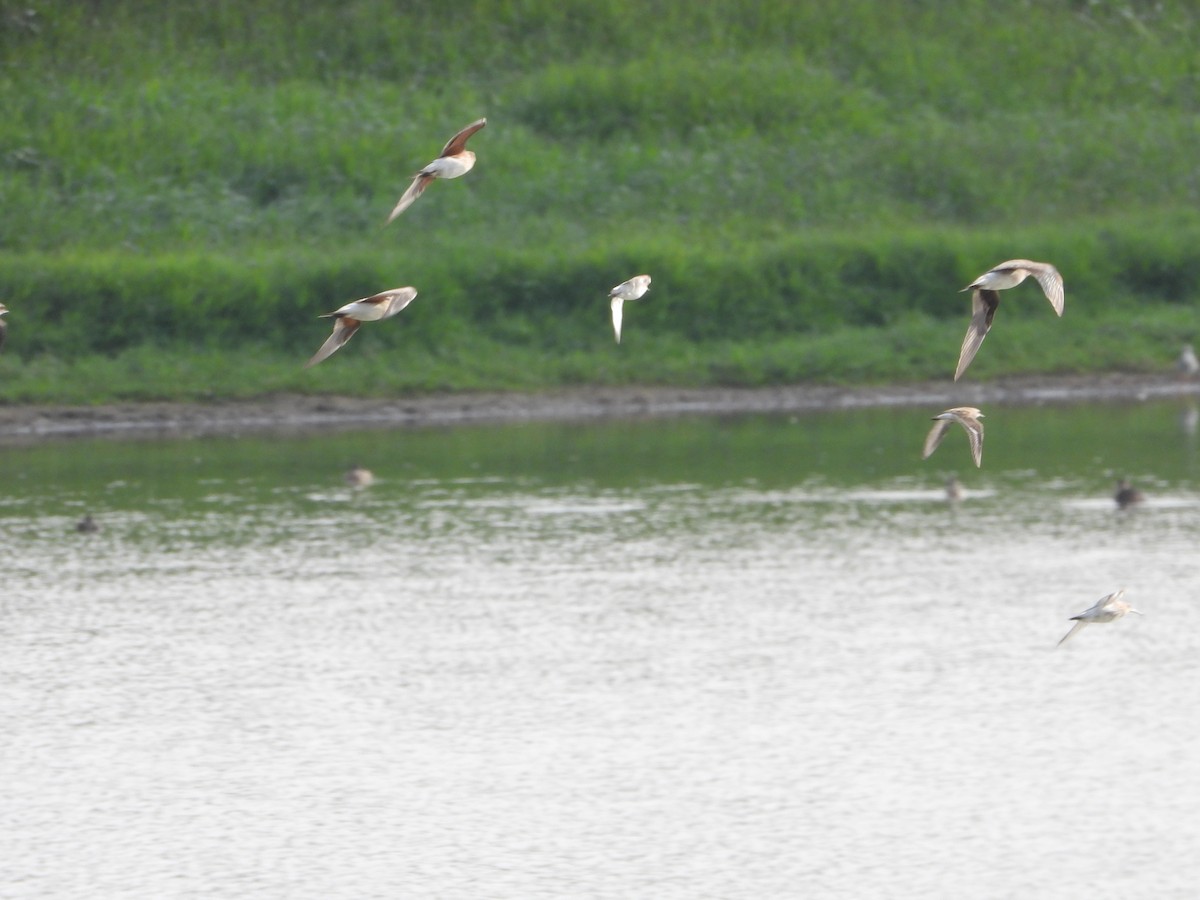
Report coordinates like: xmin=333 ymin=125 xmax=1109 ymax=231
xmin=385 ymin=118 xmax=487 ymax=223
xmin=922 ymin=407 xmax=985 ymax=468
xmin=0 ymin=302 xmax=8 ymax=352
xmin=304 ymin=287 xmax=418 ymax=369
xmin=609 ymin=274 xmax=651 ymax=344
xmin=1058 ymin=588 xmax=1141 ymax=647
xmin=954 ymin=259 xmax=1065 ymax=381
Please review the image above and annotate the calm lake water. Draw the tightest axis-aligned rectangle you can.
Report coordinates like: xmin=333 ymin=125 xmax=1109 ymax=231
xmin=2 ymin=399 xmax=1200 ymax=899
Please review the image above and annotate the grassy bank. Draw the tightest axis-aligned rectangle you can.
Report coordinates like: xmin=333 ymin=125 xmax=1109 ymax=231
xmin=1 ymin=1 xmax=1198 ymax=401
xmin=0 ymin=303 xmax=1191 ymax=405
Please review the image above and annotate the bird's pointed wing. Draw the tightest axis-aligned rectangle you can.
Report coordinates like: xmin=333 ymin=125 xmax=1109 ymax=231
xmin=611 ymin=297 xmax=624 ymax=344
xmin=385 ymin=173 xmax=436 ymax=224
xmin=439 ymin=118 xmax=487 ymax=157
xmin=954 ymin=289 xmax=1000 ymax=381
xmin=922 ymin=418 xmax=953 ymax=460
xmin=1032 ymin=265 xmax=1065 ymax=316
xmin=1057 ymin=619 xmax=1087 ymax=647
xmin=305 ymin=318 xmax=361 ymax=368
xmin=370 ymin=287 xmax=419 ymax=318
xmin=960 ymin=415 xmax=985 ymax=468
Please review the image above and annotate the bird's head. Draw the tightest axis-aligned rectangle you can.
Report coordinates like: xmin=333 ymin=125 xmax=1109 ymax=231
xmin=1122 ymin=591 xmax=1142 ymax=615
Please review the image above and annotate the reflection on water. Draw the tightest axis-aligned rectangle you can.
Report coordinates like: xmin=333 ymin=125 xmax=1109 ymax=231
xmin=2 ymin=401 xmax=1200 ymax=898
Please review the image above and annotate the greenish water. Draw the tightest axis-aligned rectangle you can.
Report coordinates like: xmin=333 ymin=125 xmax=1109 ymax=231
xmin=2 ymin=400 xmax=1199 ymax=899
xmin=5 ymin=398 xmax=1198 ymax=507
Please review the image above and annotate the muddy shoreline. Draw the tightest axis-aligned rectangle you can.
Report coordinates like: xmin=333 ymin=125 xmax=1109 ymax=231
xmin=0 ymin=374 xmax=1196 ymax=443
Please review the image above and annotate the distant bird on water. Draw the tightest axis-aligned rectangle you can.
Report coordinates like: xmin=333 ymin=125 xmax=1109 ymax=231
xmin=0 ymin=302 xmax=8 ymax=352
xmin=75 ymin=514 xmax=99 ymax=534
xmin=1114 ymin=478 xmax=1145 ymax=510
xmin=305 ymin=287 xmax=418 ymax=369
xmin=922 ymin=407 xmax=985 ymax=468
xmin=609 ymin=274 xmax=651 ymax=344
xmin=344 ymin=464 xmax=375 ymax=488
xmin=945 ymin=475 xmax=964 ymax=503
xmin=1057 ymin=588 xmax=1141 ymax=646
xmin=954 ymin=259 xmax=1065 ymax=381
xmin=385 ymin=118 xmax=487 ymax=224
xmin=1176 ymin=343 xmax=1199 ymax=376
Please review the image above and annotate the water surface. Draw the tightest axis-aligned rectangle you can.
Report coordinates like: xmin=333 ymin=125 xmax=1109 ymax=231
xmin=2 ymin=400 xmax=1199 ymax=898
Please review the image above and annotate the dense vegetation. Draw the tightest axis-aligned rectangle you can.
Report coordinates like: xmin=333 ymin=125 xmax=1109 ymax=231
xmin=2 ymin=0 xmax=1199 ymax=401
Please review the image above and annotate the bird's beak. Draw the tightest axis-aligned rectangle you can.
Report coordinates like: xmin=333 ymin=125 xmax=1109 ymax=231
xmin=1129 ymin=608 xmax=1143 ymax=616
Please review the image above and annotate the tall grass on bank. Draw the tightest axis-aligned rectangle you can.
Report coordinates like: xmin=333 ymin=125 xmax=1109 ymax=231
xmin=4 ymin=213 xmax=1200 ymax=358
xmin=0 ymin=303 xmax=1191 ymax=405
xmin=7 ymin=90 xmax=1199 ymax=254
xmin=0 ymin=215 xmax=1198 ymax=405
xmin=1 ymin=1 xmax=1199 ymax=398
xmin=3 ymin=2 xmax=1199 ymax=253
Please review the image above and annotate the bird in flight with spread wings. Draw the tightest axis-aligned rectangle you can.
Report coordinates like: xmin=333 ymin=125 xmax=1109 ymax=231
xmin=608 ymin=275 xmax=652 ymax=344
xmin=954 ymin=260 xmax=1064 ymax=381
xmin=385 ymin=118 xmax=487 ymax=224
xmin=922 ymin=407 xmax=985 ymax=468
xmin=305 ymin=287 xmax=418 ymax=368
xmin=1057 ymin=589 xmax=1141 ymax=647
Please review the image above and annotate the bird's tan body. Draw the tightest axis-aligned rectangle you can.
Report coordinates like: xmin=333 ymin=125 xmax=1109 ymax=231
xmin=305 ymin=287 xmax=418 ymax=368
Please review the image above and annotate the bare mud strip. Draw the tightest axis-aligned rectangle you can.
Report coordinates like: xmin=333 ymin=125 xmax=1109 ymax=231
xmin=0 ymin=374 xmax=1197 ymax=444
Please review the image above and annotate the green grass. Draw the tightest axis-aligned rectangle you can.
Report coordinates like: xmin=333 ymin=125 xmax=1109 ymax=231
xmin=0 ymin=302 xmax=1191 ymax=406
xmin=1 ymin=0 xmax=1199 ymax=401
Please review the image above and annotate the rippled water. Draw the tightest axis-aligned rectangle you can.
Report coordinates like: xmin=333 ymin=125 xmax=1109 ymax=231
xmin=2 ymin=401 xmax=1200 ymax=898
